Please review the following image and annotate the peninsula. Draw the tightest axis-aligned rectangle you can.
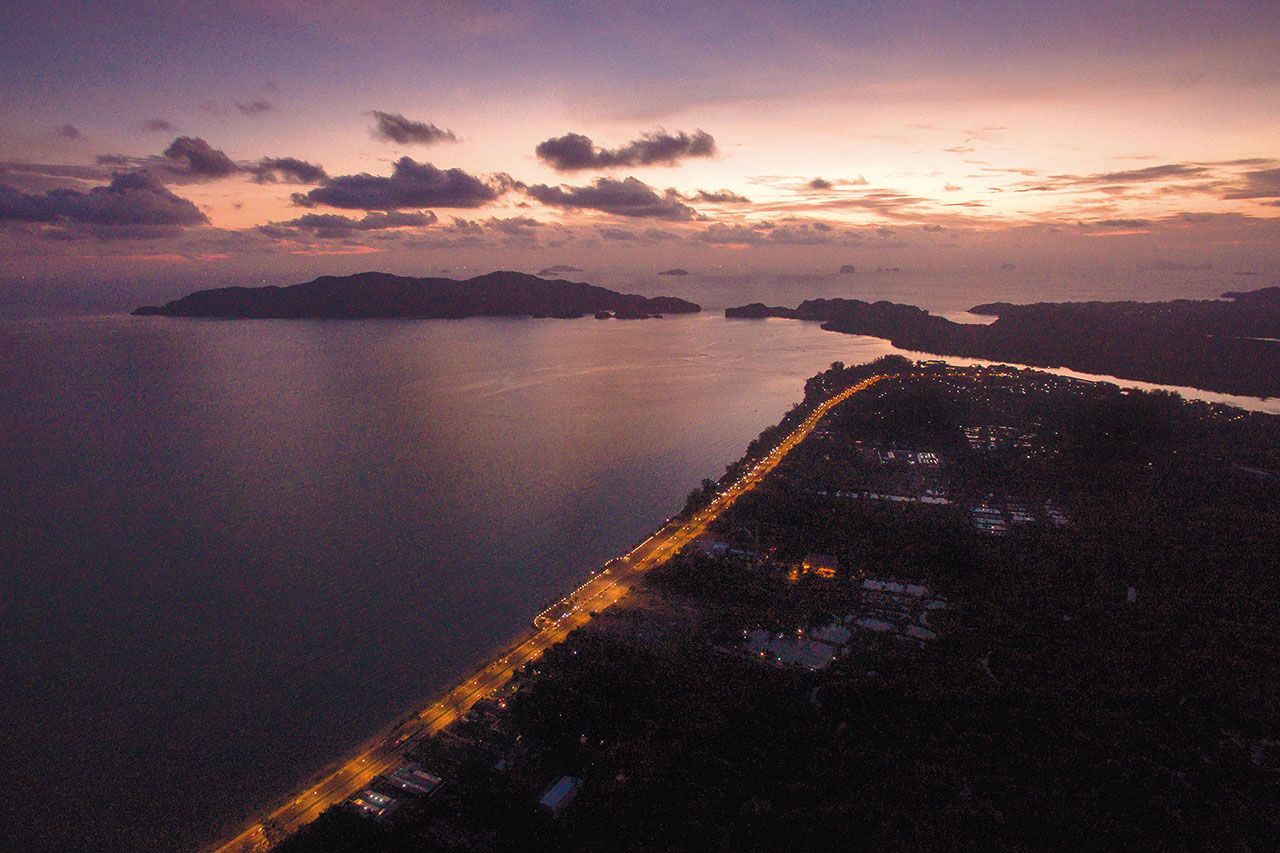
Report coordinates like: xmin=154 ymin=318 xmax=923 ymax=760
xmin=726 ymin=286 xmax=1280 ymax=398
xmin=133 ymin=270 xmax=701 ymax=320
xmin=251 ymin=359 xmax=1280 ymax=851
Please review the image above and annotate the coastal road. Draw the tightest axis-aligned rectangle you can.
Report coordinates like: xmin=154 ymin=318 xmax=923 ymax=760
xmin=212 ymin=374 xmax=885 ymax=852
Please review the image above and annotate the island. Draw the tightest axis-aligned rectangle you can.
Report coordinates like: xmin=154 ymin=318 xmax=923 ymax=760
xmin=656 ymin=268 xmax=690 ymax=276
xmin=725 ymin=286 xmax=1280 ymax=398
xmin=133 ymin=270 xmax=700 ymax=320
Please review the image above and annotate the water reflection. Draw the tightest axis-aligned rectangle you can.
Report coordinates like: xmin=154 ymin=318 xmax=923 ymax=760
xmin=0 ymin=312 xmax=888 ymax=851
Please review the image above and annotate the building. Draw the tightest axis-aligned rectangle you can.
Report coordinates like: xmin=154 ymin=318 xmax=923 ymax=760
xmin=746 ymin=628 xmax=843 ymax=670
xmin=851 ymin=578 xmax=948 ymax=644
xmin=801 ymin=553 xmax=839 ymax=578
xmin=971 ymin=504 xmax=1007 ymax=535
xmin=539 ymin=775 xmax=583 ymax=818
xmin=384 ymin=763 xmax=443 ymax=798
xmin=697 ymin=538 xmax=730 ymax=557
xmin=348 ymin=789 xmax=401 ymax=821
xmin=862 ymin=578 xmax=931 ymax=597
xmin=809 ymin=623 xmax=852 ymax=645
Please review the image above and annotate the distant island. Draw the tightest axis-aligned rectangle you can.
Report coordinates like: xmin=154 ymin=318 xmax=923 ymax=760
xmin=134 ymin=271 xmax=701 ymax=320
xmin=656 ymin=268 xmax=690 ymax=276
xmin=726 ymin=286 xmax=1280 ymax=398
xmin=536 ymin=265 xmax=584 ymax=277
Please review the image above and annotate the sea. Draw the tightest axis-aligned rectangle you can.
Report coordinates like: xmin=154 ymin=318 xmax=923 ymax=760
xmin=2 ymin=270 xmax=1275 ymax=850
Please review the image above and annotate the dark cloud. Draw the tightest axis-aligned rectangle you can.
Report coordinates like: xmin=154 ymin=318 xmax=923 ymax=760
xmin=1091 ymin=218 xmax=1151 ymax=228
xmin=254 ymin=224 xmax=297 ymax=240
xmin=697 ymin=219 xmax=862 ymax=246
xmin=535 ymin=129 xmax=716 ymax=172
xmin=765 ymin=221 xmax=841 ymax=244
xmin=644 ymin=228 xmax=679 ymax=241
xmin=370 ymin=111 xmax=458 ymax=145
xmin=0 ymin=171 xmax=207 ymax=238
xmin=235 ymin=100 xmax=277 ymax=116
xmin=1088 ymin=164 xmax=1207 ymax=183
xmin=1206 ymin=158 xmax=1278 ymax=167
xmin=598 ymin=226 xmax=637 ymax=240
xmin=486 ymin=216 xmax=542 ymax=238
xmin=272 ymin=209 xmax=436 ymax=239
xmin=390 ymin=215 xmax=549 ymax=249
xmin=1016 ymin=163 xmax=1211 ymax=194
xmin=777 ymin=188 xmax=927 ymax=220
xmin=445 ymin=217 xmax=485 ymax=237
xmin=96 ymin=139 xmax=326 ymax=188
xmin=1222 ymin=167 xmax=1280 ymax=199
xmin=921 ymin=223 xmax=945 ymax=232
xmin=698 ymin=223 xmax=765 ymax=245
xmin=809 ymin=176 xmax=868 ymax=191
xmin=160 ymin=136 xmax=241 ymax=180
xmin=145 ymin=118 xmax=174 ymax=132
xmin=55 ymin=124 xmax=82 ymax=140
xmin=435 ymin=216 xmax=548 ymax=245
xmin=294 ymin=157 xmax=511 ymax=210
xmin=249 ymin=157 xmax=328 ymax=184
xmin=690 ymin=189 xmax=751 ymax=203
xmin=527 ymin=176 xmax=699 ymax=220
xmin=0 ymin=161 xmax=110 ymax=193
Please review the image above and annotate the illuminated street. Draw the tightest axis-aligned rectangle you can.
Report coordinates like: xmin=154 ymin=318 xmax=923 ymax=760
xmin=214 ymin=375 xmax=885 ymax=852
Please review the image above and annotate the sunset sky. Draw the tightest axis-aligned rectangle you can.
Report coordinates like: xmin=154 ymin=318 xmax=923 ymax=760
xmin=2 ymin=0 xmax=1278 ymax=295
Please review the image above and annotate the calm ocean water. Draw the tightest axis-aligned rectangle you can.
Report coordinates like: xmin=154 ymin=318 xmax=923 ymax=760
xmin=0 ymin=312 xmax=905 ymax=850
xmin=2 ymin=298 xmax=1274 ymax=851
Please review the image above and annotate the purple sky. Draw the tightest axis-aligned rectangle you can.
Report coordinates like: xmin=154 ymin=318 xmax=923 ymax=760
xmin=2 ymin=1 xmax=1278 ymax=296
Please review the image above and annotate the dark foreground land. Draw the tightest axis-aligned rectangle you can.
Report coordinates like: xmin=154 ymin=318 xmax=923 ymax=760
xmin=134 ymin=271 xmax=700 ymax=320
xmin=727 ymin=286 xmax=1280 ymax=398
xmin=276 ymin=356 xmax=1279 ymax=851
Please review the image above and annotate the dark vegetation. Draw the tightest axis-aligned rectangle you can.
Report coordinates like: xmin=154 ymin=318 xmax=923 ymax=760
xmin=133 ymin=270 xmax=700 ymax=320
xmin=726 ymin=286 xmax=1280 ymax=397
xmin=284 ymin=363 xmax=1280 ymax=851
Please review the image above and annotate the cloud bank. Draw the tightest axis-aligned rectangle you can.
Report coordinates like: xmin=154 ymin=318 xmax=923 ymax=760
xmin=295 ymin=157 xmax=512 ymax=209
xmin=535 ymin=129 xmax=716 ymax=172
xmin=370 ymin=111 xmax=458 ymax=145
xmin=527 ymin=176 xmax=700 ymax=219
xmin=0 ymin=171 xmax=207 ymax=238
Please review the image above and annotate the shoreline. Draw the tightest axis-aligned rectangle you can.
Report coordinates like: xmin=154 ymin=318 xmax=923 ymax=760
xmin=209 ymin=373 xmax=889 ymax=852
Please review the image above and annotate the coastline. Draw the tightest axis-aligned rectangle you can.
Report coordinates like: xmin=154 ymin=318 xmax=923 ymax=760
xmin=884 ymin=345 xmax=1280 ymax=414
xmin=210 ymin=372 xmax=890 ymax=852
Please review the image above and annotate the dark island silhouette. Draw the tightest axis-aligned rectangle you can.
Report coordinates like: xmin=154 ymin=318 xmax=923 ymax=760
xmin=134 ymin=270 xmax=701 ymax=321
xmin=726 ymin=286 xmax=1280 ymax=398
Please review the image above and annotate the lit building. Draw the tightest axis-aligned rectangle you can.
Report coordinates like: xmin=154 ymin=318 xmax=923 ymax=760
xmin=801 ymin=553 xmax=839 ymax=578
